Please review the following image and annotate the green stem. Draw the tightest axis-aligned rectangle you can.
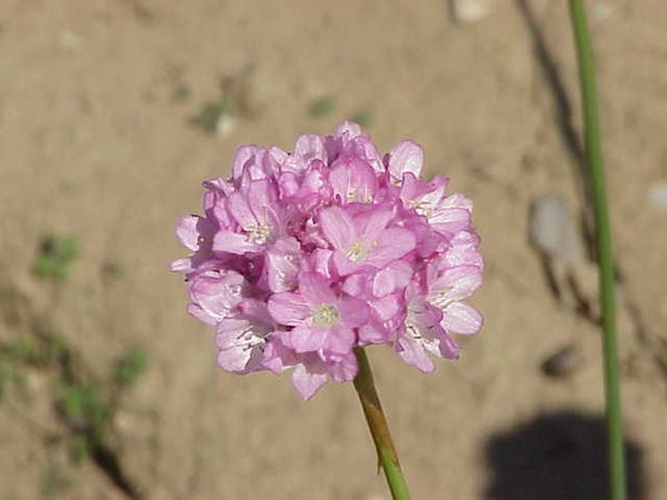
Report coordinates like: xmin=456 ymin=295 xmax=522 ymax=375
xmin=353 ymin=347 xmax=411 ymax=500
xmin=568 ymin=2 xmax=626 ymax=499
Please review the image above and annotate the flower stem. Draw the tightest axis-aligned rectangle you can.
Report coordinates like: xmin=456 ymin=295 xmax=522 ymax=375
xmin=353 ymin=347 xmax=411 ymax=500
xmin=568 ymin=2 xmax=627 ymax=499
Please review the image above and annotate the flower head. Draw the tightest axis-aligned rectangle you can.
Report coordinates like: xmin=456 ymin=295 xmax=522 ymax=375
xmin=172 ymin=122 xmax=483 ymax=400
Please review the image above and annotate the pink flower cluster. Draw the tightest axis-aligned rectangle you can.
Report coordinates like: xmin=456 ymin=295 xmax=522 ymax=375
xmin=171 ymin=122 xmax=483 ymax=400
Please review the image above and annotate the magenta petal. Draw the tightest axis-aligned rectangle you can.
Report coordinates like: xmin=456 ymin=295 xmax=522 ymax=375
xmin=442 ymin=302 xmax=483 ymax=335
xmin=268 ymin=293 xmax=311 ymax=326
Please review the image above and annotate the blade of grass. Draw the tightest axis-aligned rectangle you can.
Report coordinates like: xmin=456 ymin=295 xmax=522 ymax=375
xmin=568 ymin=2 xmax=626 ymax=499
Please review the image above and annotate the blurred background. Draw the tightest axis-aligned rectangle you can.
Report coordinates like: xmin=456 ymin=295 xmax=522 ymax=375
xmin=1 ymin=0 xmax=666 ymax=498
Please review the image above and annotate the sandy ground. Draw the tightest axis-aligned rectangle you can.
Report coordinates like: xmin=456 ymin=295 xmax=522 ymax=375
xmin=1 ymin=0 xmax=666 ymax=498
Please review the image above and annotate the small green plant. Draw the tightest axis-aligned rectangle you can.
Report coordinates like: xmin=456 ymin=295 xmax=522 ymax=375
xmin=112 ymin=347 xmax=148 ymax=388
xmin=190 ymin=97 xmax=231 ymax=133
xmin=34 ymin=235 xmax=79 ymax=281
xmin=41 ymin=463 xmax=72 ymax=497
xmin=308 ymin=95 xmax=337 ymax=118
xmin=350 ymin=109 xmax=372 ymax=127
xmin=0 ymin=337 xmax=43 ymax=400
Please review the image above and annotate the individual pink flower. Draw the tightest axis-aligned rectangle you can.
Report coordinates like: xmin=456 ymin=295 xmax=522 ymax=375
xmin=268 ymin=273 xmax=369 ymax=356
xmin=319 ymin=205 xmax=416 ymax=276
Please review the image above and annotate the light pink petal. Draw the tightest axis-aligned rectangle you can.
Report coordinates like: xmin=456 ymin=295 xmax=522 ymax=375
xmin=309 ymin=248 xmax=333 ymax=278
xmin=341 ymin=272 xmax=370 ymax=297
xmin=215 ymin=317 xmax=270 ymax=373
xmin=298 ymin=272 xmax=337 ymax=305
xmin=358 ymin=322 xmax=389 ymax=345
xmin=437 ymin=330 xmax=461 ymax=359
xmin=396 ymin=337 xmax=435 ymax=373
xmin=319 ymin=206 xmax=356 ymax=249
xmin=285 ymin=326 xmax=327 ymax=353
xmin=213 ymin=231 xmax=258 ymax=254
xmin=431 ymin=265 xmax=483 ymax=301
xmin=442 ymin=302 xmax=483 ymax=335
xmin=371 ymin=293 xmax=403 ymax=322
xmin=430 ymin=208 xmax=471 ymax=232
xmin=268 ymin=292 xmax=311 ymax=326
xmin=231 ymin=145 xmax=260 ymax=182
xmin=350 ymin=135 xmax=383 ymax=173
xmin=175 ymin=215 xmax=202 ymax=251
xmin=357 ymin=206 xmax=393 ymax=241
xmin=247 ymin=178 xmax=278 ymax=225
xmin=334 ymin=121 xmax=362 ymax=141
xmin=324 ymin=326 xmax=356 ymax=356
xmin=292 ymin=364 xmax=328 ymax=401
xmin=370 ymin=228 xmax=416 ymax=267
xmin=226 ymin=191 xmax=255 ymax=230
xmin=266 ymin=237 xmax=300 ymax=292
xmin=187 ymin=302 xmax=217 ymax=326
xmin=337 ymin=296 xmax=370 ymax=328
xmin=389 ymin=140 xmax=424 ymax=179
xmin=441 ymin=193 xmax=472 ymax=211
xmin=327 ymin=353 xmax=358 ymax=383
xmin=373 ymin=261 xmax=413 ymax=297
xmin=262 ymin=338 xmax=297 ymax=374
xmin=332 ymin=250 xmax=363 ymax=277
xmin=294 ymin=134 xmax=326 ymax=163
xmin=329 ymin=158 xmax=377 ymax=203
xmin=170 ymin=257 xmax=193 ymax=273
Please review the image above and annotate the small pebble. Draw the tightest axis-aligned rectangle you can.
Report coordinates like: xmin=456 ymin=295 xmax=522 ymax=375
xmin=541 ymin=345 xmax=581 ymax=378
xmin=529 ymin=195 xmax=584 ymax=265
xmin=451 ymin=0 xmax=491 ymax=24
xmin=648 ymin=183 xmax=667 ymax=213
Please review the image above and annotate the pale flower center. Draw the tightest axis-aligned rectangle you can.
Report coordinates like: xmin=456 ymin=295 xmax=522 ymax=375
xmin=409 ymin=199 xmax=433 ymax=218
xmin=312 ymin=304 xmax=339 ymax=327
xmin=247 ymin=224 xmax=272 ymax=245
xmin=345 ymin=239 xmax=376 ymax=263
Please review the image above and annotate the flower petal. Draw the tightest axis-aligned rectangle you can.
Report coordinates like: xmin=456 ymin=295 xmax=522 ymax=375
xmin=389 ymin=140 xmax=424 ymax=179
xmin=371 ymin=228 xmax=416 ymax=267
xmin=291 ymin=363 xmax=328 ymax=401
xmin=319 ymin=206 xmax=356 ymax=249
xmin=268 ymin=292 xmax=311 ymax=326
xmin=442 ymin=302 xmax=483 ymax=335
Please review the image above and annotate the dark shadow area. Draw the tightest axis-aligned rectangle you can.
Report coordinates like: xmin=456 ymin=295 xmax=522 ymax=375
xmin=516 ymin=0 xmax=597 ymax=253
xmin=484 ymin=411 xmax=646 ymax=500
xmin=516 ymin=0 xmax=585 ymax=166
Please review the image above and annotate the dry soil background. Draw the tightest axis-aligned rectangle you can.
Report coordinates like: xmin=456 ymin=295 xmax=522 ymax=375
xmin=1 ymin=0 xmax=666 ymax=499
